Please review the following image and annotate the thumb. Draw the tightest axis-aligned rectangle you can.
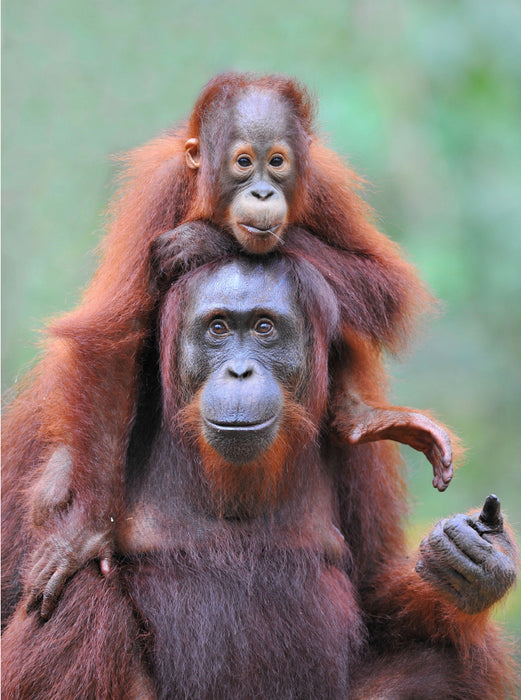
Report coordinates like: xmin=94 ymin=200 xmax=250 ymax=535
xmin=478 ymin=494 xmax=503 ymax=533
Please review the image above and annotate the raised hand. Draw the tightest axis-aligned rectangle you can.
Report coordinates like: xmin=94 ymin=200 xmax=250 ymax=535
xmin=339 ymin=397 xmax=454 ymax=491
xmin=416 ymin=495 xmax=518 ymax=614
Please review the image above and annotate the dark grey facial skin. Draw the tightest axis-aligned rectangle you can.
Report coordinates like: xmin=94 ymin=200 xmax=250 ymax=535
xmin=178 ymin=259 xmax=306 ymax=464
xmin=217 ymin=91 xmax=300 ymax=254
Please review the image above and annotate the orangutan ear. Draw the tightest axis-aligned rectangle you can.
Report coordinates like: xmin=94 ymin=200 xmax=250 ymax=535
xmin=185 ymin=138 xmax=201 ymax=169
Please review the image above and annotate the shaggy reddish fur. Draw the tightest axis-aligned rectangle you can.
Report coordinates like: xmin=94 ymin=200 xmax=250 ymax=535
xmin=2 ymin=74 xmax=427 ymax=603
xmin=1 ymin=565 xmax=151 ymax=699
xmin=2 ymin=74 xmax=516 ymax=698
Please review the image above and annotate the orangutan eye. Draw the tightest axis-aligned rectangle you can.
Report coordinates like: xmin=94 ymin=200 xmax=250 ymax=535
xmin=209 ymin=319 xmax=230 ymax=336
xmin=269 ymin=155 xmax=284 ymax=167
xmin=237 ymin=155 xmax=253 ymax=168
xmin=254 ymin=318 xmax=274 ymax=336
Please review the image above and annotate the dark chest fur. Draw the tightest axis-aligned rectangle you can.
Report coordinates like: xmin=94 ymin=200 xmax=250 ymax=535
xmin=124 ymin=547 xmax=364 ymax=700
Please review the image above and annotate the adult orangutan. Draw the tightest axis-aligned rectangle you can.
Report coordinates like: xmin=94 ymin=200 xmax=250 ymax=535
xmin=2 ymin=257 xmax=517 ymax=698
xmin=3 ymin=73 xmax=454 ymax=621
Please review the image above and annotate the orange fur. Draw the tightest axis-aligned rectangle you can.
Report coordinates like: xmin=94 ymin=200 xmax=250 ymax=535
xmin=2 ymin=74 xmax=516 ymax=698
xmin=177 ymin=389 xmax=316 ymax=516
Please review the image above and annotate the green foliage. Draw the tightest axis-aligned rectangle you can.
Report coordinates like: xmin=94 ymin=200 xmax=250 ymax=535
xmin=3 ymin=0 xmax=520 ymax=647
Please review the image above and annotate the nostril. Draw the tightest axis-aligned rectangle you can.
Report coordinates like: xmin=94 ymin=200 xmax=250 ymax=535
xmin=226 ymin=364 xmax=254 ymax=380
xmin=250 ymin=186 xmax=275 ymax=201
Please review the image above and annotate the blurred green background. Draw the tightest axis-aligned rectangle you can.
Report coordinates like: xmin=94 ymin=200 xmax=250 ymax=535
xmin=3 ymin=0 xmax=520 ymax=651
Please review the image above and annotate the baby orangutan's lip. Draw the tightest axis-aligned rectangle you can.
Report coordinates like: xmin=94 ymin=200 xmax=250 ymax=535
xmin=240 ymin=224 xmax=279 ymax=236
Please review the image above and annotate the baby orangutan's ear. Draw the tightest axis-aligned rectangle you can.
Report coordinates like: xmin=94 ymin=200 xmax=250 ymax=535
xmin=185 ymin=138 xmax=201 ymax=169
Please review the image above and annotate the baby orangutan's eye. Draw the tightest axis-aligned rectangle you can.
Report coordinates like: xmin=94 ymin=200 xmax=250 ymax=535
xmin=237 ymin=155 xmax=253 ymax=168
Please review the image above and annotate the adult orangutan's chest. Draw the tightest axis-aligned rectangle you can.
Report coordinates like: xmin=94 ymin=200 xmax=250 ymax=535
xmin=123 ymin=547 xmax=363 ymax=699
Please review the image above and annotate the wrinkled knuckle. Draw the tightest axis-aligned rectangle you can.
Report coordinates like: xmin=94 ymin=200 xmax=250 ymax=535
xmin=428 ymin=531 xmax=449 ymax=556
xmin=445 ymin=519 xmax=474 ymax=543
xmin=482 ymin=541 xmax=494 ymax=555
xmin=415 ymin=559 xmax=433 ymax=582
xmin=442 ymin=521 xmax=457 ymax=538
xmin=416 ymin=554 xmax=440 ymax=581
xmin=43 ymin=589 xmax=57 ymax=604
xmin=446 ymin=513 xmax=466 ymax=529
xmin=497 ymin=565 xmax=517 ymax=590
xmin=419 ymin=536 xmax=430 ymax=553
